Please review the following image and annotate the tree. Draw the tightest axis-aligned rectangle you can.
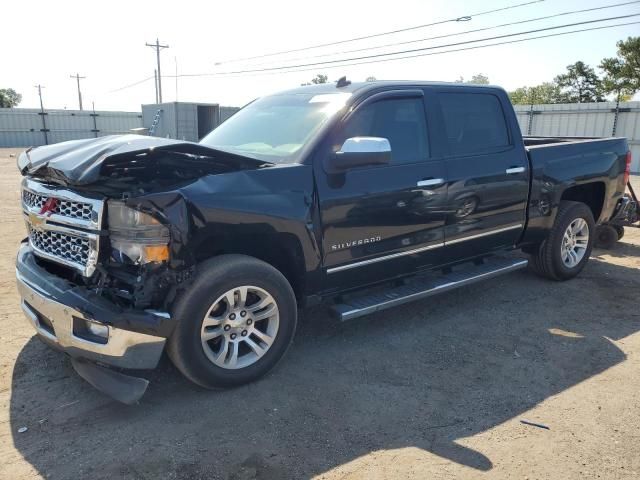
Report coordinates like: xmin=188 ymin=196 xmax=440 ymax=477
xmin=554 ymin=61 xmax=603 ymax=103
xmin=312 ymin=74 xmax=328 ymax=84
xmin=600 ymin=37 xmax=640 ymax=101
xmin=469 ymin=73 xmax=490 ymax=85
xmin=614 ymin=36 xmax=640 ymax=89
xmin=0 ymin=88 xmax=22 ymax=108
xmin=301 ymin=74 xmax=328 ymax=86
xmin=508 ymin=82 xmax=563 ymax=105
xmin=508 ymin=87 xmax=529 ymax=105
xmin=600 ymin=58 xmax=635 ymax=102
xmin=365 ymin=76 xmax=377 ymax=82
xmin=455 ymin=74 xmax=490 ymax=84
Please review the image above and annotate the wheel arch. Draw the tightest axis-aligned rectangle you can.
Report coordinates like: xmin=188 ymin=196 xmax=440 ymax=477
xmin=527 ymin=200 xmax=596 ymax=281
xmin=559 ymin=181 xmax=606 ymax=223
xmin=193 ymin=232 xmax=308 ymax=304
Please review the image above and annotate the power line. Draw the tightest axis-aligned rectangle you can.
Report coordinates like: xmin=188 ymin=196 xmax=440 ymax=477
xmin=162 ymin=20 xmax=640 ymax=80
xmin=146 ymin=38 xmax=169 ymax=102
xmin=69 ymin=73 xmax=86 ymax=110
xmin=108 ymin=18 xmax=639 ymax=94
xmin=214 ymin=0 xmax=545 ymax=65
xmin=243 ymin=0 xmax=640 ymax=68
xmin=106 ymin=9 xmax=640 ymax=93
xmin=178 ymin=13 xmax=640 ymax=77
xmin=108 ymin=75 xmax=155 ymax=93
xmin=264 ymin=20 xmax=640 ymax=76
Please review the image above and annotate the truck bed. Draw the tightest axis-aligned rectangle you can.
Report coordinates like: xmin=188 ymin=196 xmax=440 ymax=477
xmin=521 ymin=135 xmax=628 ymax=242
xmin=523 ymin=135 xmax=622 ymax=147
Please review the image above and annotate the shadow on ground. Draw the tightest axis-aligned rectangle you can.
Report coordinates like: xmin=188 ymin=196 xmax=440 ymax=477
xmin=594 ymin=236 xmax=640 ymax=260
xmin=9 ymin=255 xmax=640 ymax=479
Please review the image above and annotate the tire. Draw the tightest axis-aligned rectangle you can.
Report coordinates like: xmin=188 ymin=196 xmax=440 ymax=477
xmin=615 ymin=225 xmax=625 ymax=241
xmin=528 ymin=201 xmax=595 ymax=281
xmin=167 ymin=254 xmax=297 ymax=389
xmin=594 ymin=225 xmax=619 ymax=249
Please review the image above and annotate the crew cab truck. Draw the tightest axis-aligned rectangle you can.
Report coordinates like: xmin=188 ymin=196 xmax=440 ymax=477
xmin=16 ymin=81 xmax=631 ymax=402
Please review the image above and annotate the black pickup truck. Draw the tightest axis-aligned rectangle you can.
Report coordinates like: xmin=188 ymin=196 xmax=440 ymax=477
xmin=16 ymin=80 xmax=631 ymax=402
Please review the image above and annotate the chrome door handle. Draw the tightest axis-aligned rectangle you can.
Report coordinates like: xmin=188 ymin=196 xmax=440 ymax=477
xmin=506 ymin=167 xmax=525 ymax=174
xmin=417 ymin=178 xmax=445 ymax=187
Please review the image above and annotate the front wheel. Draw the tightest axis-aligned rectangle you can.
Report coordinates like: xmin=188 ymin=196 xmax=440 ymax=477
xmin=528 ymin=201 xmax=595 ymax=281
xmin=167 ymin=255 xmax=297 ymax=389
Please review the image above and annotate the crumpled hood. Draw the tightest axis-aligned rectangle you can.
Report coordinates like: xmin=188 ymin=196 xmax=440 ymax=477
xmin=18 ymin=134 xmax=267 ymax=186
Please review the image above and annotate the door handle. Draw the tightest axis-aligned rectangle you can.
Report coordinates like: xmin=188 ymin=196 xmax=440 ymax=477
xmin=417 ymin=178 xmax=445 ymax=187
xmin=506 ymin=167 xmax=525 ymax=174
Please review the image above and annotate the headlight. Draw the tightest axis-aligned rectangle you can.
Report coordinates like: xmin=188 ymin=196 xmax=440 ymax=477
xmin=107 ymin=201 xmax=170 ymax=264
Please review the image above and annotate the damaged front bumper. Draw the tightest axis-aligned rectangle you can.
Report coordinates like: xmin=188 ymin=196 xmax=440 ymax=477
xmin=16 ymin=243 xmax=172 ymax=370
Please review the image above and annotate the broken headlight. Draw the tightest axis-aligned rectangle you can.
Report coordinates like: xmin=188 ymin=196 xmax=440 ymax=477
xmin=107 ymin=201 xmax=170 ymax=264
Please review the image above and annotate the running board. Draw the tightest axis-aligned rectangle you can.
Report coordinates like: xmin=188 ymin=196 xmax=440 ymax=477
xmin=331 ymin=257 xmax=528 ymax=322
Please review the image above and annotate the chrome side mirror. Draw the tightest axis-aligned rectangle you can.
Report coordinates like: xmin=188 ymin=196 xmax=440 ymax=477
xmin=325 ymin=137 xmax=392 ymax=174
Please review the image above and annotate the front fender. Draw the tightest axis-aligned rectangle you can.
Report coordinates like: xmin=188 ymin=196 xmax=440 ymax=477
xmin=127 ymin=164 xmax=322 ymax=297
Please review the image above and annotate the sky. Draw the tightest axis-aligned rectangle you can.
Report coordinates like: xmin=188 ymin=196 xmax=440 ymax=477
xmin=2 ymin=0 xmax=639 ymax=111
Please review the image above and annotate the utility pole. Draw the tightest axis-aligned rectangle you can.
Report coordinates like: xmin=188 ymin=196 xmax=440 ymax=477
xmin=174 ymin=56 xmax=178 ymax=102
xmin=70 ymin=73 xmax=86 ymax=110
xmin=146 ymin=38 xmax=169 ymax=103
xmin=35 ymin=84 xmax=45 ymax=111
xmin=91 ymin=101 xmax=99 ymax=138
xmin=154 ymin=69 xmax=159 ymax=104
xmin=34 ymin=84 xmax=48 ymax=145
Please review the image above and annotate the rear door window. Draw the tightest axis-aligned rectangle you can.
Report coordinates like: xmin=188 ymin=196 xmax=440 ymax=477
xmin=438 ymin=93 xmax=510 ymax=156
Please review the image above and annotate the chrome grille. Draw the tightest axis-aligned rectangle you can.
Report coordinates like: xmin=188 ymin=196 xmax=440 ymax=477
xmin=22 ymin=189 xmax=46 ymax=210
xmin=28 ymin=226 xmax=90 ymax=266
xmin=22 ymin=188 xmax=93 ymax=221
xmin=58 ymin=199 xmax=93 ymax=220
xmin=21 ymin=178 xmax=104 ymax=276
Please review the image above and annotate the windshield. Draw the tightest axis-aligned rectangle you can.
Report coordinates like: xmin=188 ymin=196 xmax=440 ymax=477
xmin=200 ymin=92 xmax=351 ymax=164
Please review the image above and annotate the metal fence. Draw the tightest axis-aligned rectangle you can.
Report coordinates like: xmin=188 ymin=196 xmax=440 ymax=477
xmin=220 ymin=106 xmax=239 ymax=123
xmin=3 ymin=102 xmax=639 ymax=172
xmin=141 ymin=103 xmax=241 ymax=142
xmin=0 ymin=108 xmax=142 ymax=147
xmin=514 ymin=101 xmax=640 ymax=173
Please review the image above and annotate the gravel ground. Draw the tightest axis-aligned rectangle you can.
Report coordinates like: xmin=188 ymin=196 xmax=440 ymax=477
xmin=0 ymin=147 xmax=639 ymax=479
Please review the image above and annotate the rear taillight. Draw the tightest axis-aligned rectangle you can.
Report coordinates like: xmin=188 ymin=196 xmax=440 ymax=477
xmin=624 ymin=151 xmax=631 ymax=185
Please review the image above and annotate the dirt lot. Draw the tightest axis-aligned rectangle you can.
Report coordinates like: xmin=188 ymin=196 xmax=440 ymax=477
xmin=0 ymin=147 xmax=639 ymax=479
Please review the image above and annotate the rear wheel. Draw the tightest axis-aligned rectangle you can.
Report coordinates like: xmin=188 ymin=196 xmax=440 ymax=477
xmin=528 ymin=201 xmax=595 ymax=281
xmin=167 ymin=255 xmax=297 ymax=389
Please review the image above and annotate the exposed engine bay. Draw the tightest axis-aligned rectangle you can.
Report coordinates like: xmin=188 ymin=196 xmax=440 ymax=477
xmin=18 ymin=135 xmax=270 ymax=311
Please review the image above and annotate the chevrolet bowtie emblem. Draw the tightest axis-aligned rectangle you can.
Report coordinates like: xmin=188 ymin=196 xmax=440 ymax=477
xmin=28 ymin=212 xmax=46 ymax=230
xmin=29 ymin=197 xmax=58 ymax=231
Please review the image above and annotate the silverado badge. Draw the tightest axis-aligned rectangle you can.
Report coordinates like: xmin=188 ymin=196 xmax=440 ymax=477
xmin=331 ymin=236 xmax=382 ymax=251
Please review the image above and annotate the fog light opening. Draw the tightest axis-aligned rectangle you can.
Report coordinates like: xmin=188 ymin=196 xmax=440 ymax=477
xmin=73 ymin=317 xmax=109 ymax=344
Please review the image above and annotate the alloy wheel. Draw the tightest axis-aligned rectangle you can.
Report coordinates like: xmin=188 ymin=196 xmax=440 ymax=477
xmin=561 ymin=218 xmax=589 ymax=268
xmin=200 ymin=286 xmax=279 ymax=369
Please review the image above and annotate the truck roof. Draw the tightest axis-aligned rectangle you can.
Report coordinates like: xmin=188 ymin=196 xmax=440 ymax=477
xmin=275 ymin=80 xmax=505 ymax=96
